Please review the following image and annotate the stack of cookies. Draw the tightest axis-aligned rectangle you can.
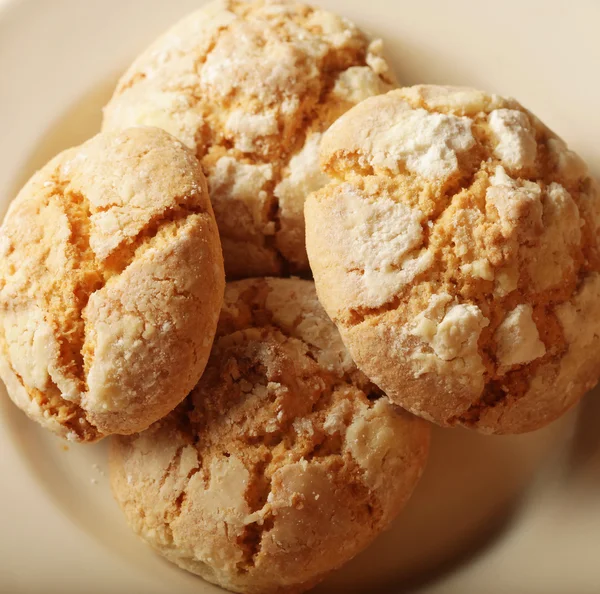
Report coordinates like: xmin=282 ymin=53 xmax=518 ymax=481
xmin=1 ymin=1 xmax=598 ymax=593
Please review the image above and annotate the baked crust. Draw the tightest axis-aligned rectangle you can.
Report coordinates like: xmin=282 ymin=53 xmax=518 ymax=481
xmin=110 ymin=278 xmax=430 ymax=593
xmin=305 ymin=84 xmax=600 ymax=433
xmin=0 ymin=127 xmax=225 ymax=440
xmin=102 ymin=0 xmax=395 ymax=278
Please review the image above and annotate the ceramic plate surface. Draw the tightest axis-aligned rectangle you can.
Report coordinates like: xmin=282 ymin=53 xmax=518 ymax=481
xmin=1 ymin=1 xmax=599 ymax=593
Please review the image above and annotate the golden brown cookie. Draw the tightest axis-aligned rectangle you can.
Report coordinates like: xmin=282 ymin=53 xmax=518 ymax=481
xmin=102 ymin=0 xmax=395 ymax=278
xmin=305 ymin=85 xmax=600 ymax=434
xmin=0 ymin=127 xmax=224 ymax=441
xmin=110 ymin=278 xmax=430 ymax=593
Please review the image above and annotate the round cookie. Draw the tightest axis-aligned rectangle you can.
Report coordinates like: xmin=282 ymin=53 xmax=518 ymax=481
xmin=102 ymin=0 xmax=395 ymax=278
xmin=110 ymin=278 xmax=430 ymax=594
xmin=0 ymin=127 xmax=224 ymax=441
xmin=305 ymin=84 xmax=600 ymax=434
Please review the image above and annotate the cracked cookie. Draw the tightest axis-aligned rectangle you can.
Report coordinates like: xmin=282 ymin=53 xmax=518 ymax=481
xmin=0 ymin=127 xmax=224 ymax=441
xmin=109 ymin=278 xmax=430 ymax=594
xmin=305 ymin=84 xmax=600 ymax=434
xmin=102 ymin=0 xmax=395 ymax=278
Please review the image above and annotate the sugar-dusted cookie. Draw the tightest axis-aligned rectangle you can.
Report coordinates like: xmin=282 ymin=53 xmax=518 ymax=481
xmin=110 ymin=278 xmax=430 ymax=593
xmin=102 ymin=0 xmax=395 ymax=278
xmin=0 ymin=127 xmax=224 ymax=441
xmin=305 ymin=85 xmax=600 ymax=434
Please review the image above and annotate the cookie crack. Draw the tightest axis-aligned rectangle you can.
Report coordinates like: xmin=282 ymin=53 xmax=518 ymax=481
xmin=175 ymin=280 xmax=392 ymax=574
xmin=0 ymin=330 xmax=99 ymax=440
xmin=100 ymin=200 xmax=207 ymax=274
xmin=161 ymin=447 xmax=202 ymax=544
xmin=80 ymin=203 xmax=206 ymax=391
xmin=453 ymin=300 xmax=571 ymax=427
xmin=236 ymin=454 xmax=274 ymax=573
xmin=112 ymin=7 xmax=377 ymax=274
xmin=451 ymin=229 xmax=594 ymax=426
xmin=171 ymin=465 xmax=201 ymax=520
xmin=158 ymin=445 xmax=186 ymax=492
xmin=342 ymin=165 xmax=488 ymax=327
xmin=50 ymin=186 xmax=105 ymax=392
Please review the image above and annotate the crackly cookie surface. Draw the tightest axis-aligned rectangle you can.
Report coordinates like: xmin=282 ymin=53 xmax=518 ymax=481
xmin=305 ymin=85 xmax=600 ymax=434
xmin=102 ymin=0 xmax=395 ymax=278
xmin=0 ymin=127 xmax=224 ymax=441
xmin=110 ymin=278 xmax=429 ymax=594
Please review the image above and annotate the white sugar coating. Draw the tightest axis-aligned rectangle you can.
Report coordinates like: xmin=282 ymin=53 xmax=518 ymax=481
xmin=460 ymin=258 xmax=494 ymax=281
xmin=400 ymin=111 xmax=475 ymax=179
xmin=292 ymin=417 xmax=314 ymax=437
xmin=495 ymin=304 xmax=546 ymax=369
xmin=332 ymin=66 xmax=389 ymax=104
xmin=225 ymin=110 xmax=279 ymax=152
xmin=103 ymin=0 xmax=397 ymax=278
xmin=429 ymin=304 xmax=489 ymax=362
xmin=2 ymin=307 xmax=55 ymax=393
xmin=494 ymin=268 xmax=519 ymax=297
xmin=304 ymin=7 xmax=355 ymax=46
xmin=262 ymin=276 xmax=354 ymax=374
xmin=198 ymin=18 xmax=314 ymax=100
xmin=306 ymin=84 xmax=600 ymax=434
xmin=322 ymin=185 xmax=432 ymax=309
xmin=208 ymin=156 xmax=274 ymax=229
xmin=209 ymin=157 xmax=274 ymax=201
xmin=416 ymin=293 xmax=454 ymax=321
xmin=143 ymin=2 xmax=238 ymax=79
xmin=324 ymin=97 xmax=475 ymax=179
xmin=274 ymin=133 xmax=330 ymax=223
xmin=525 ymin=182 xmax=582 ymax=292
xmin=345 ymin=398 xmax=414 ymax=490
xmin=323 ymin=398 xmax=352 ymax=434
xmin=488 ymin=108 xmax=537 ymax=170
xmin=408 ymin=301 xmax=489 ymax=389
xmin=365 ymin=39 xmax=391 ymax=76
xmin=410 ymin=293 xmax=454 ymax=344
xmin=486 ymin=166 xmax=543 ymax=232
xmin=0 ymin=127 xmax=225 ymax=441
xmin=400 ymin=85 xmax=504 ymax=114
xmin=488 ymin=168 xmax=583 ymax=292
xmin=489 ymin=165 xmax=513 ymax=187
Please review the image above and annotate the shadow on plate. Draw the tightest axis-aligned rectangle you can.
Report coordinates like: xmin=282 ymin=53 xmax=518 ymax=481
xmin=564 ymin=386 xmax=600 ymax=485
xmin=318 ymin=413 xmax=575 ymax=593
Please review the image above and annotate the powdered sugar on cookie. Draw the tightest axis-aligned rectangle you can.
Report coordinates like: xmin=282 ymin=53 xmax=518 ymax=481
xmin=0 ymin=128 xmax=224 ymax=441
xmin=488 ymin=108 xmax=537 ymax=170
xmin=306 ymin=84 xmax=600 ymax=434
xmin=308 ymin=184 xmax=431 ymax=309
xmin=323 ymin=95 xmax=474 ymax=179
xmin=109 ymin=278 xmax=430 ymax=594
xmin=495 ymin=305 xmax=545 ymax=369
xmin=103 ymin=0 xmax=396 ymax=277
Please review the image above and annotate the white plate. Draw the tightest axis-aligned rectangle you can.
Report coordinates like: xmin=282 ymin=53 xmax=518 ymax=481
xmin=1 ymin=1 xmax=599 ymax=593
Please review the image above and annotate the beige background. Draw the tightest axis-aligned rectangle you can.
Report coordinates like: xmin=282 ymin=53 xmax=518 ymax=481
xmin=0 ymin=0 xmax=599 ymax=593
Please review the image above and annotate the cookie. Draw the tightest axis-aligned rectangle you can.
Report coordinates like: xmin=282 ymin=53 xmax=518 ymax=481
xmin=102 ymin=0 xmax=395 ymax=278
xmin=110 ymin=278 xmax=430 ymax=593
xmin=0 ymin=127 xmax=224 ymax=441
xmin=305 ymin=85 xmax=600 ymax=434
